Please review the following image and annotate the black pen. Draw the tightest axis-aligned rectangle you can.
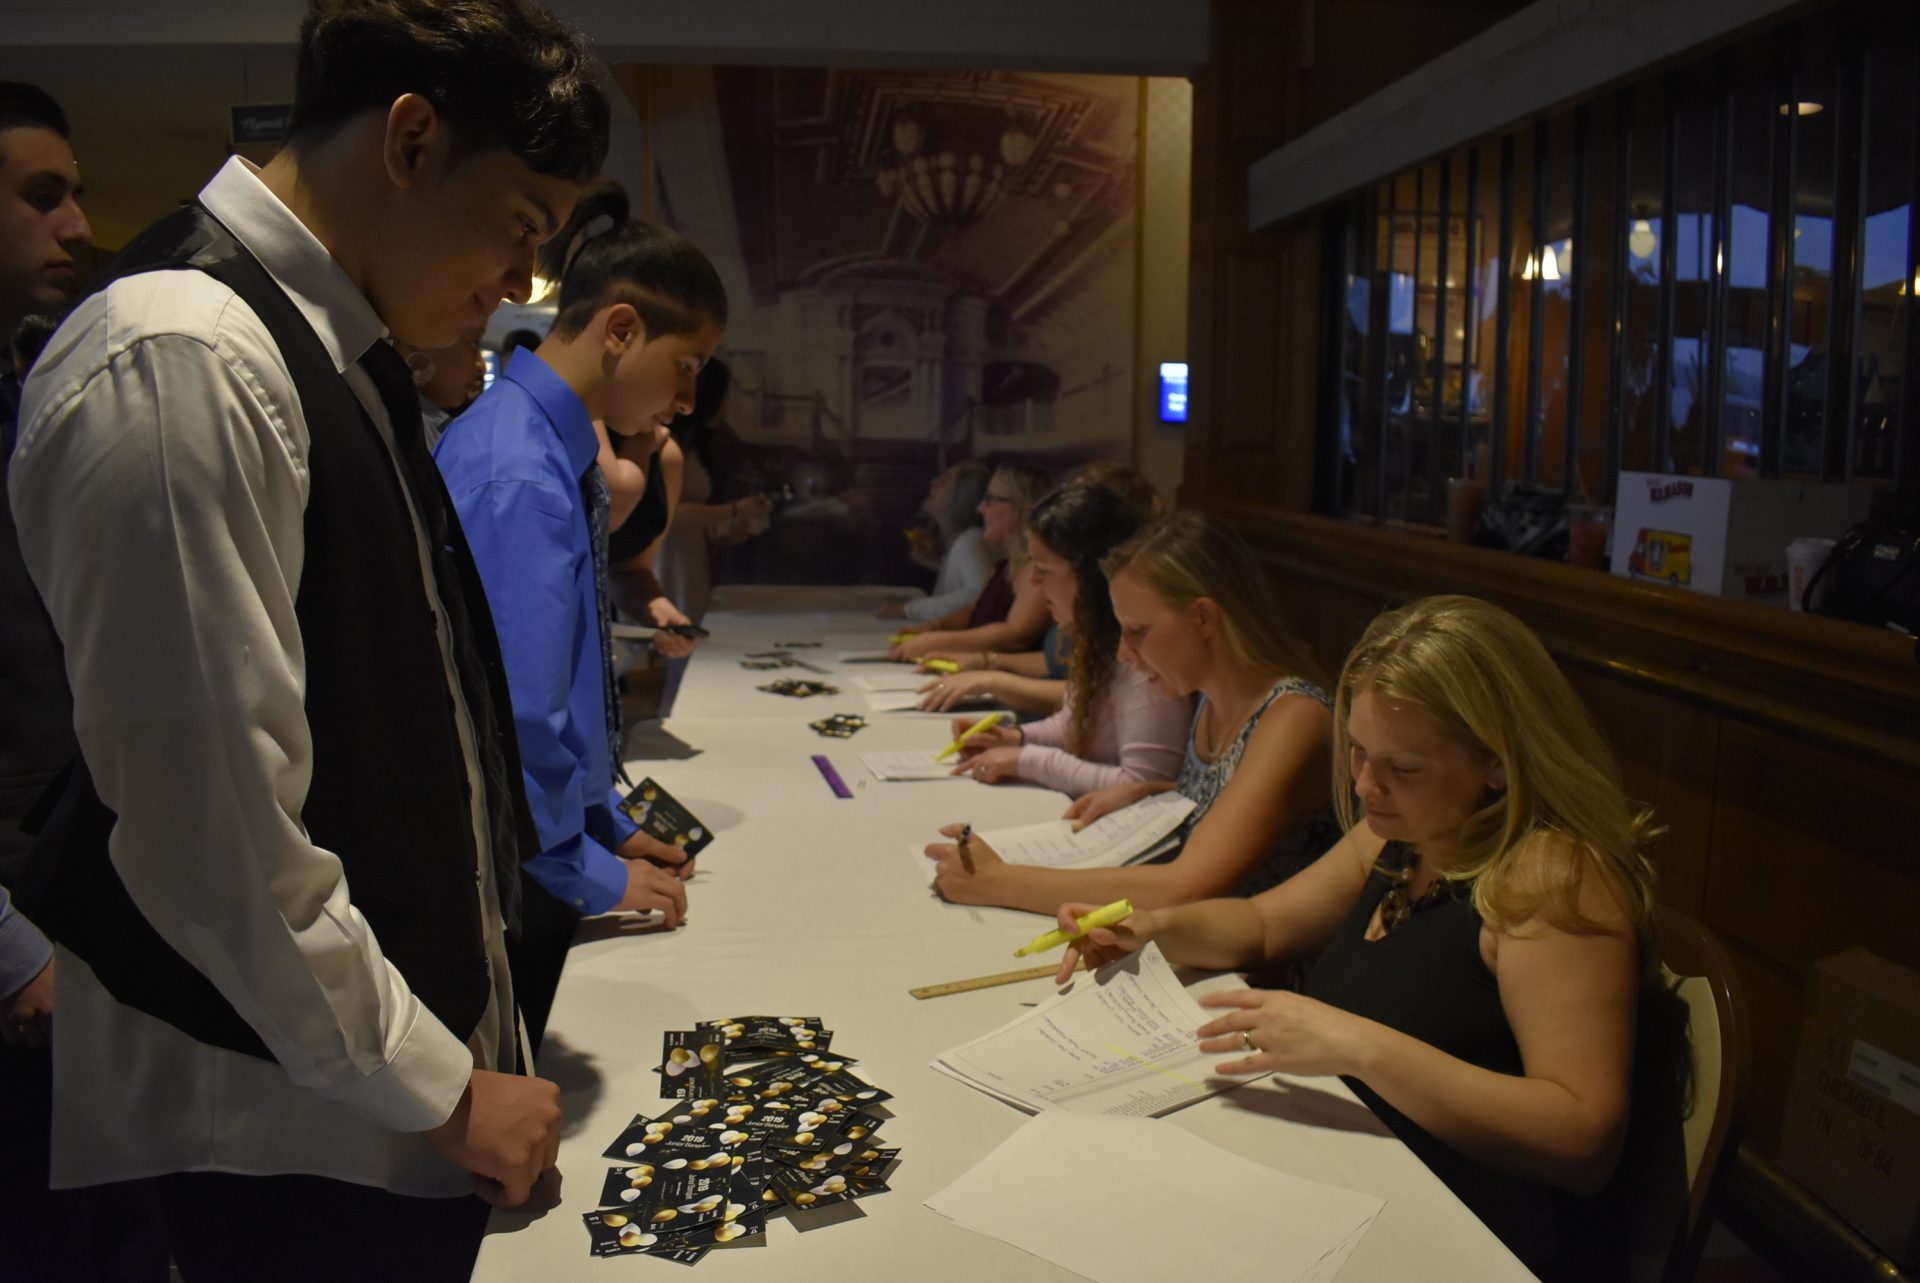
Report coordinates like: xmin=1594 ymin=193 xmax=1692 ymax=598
xmin=957 ymin=823 xmax=975 ymax=874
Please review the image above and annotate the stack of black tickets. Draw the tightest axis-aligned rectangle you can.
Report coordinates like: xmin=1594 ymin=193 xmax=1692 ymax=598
xmin=756 ymin=678 xmax=837 ymax=698
xmin=585 ymin=1016 xmax=899 ymax=1264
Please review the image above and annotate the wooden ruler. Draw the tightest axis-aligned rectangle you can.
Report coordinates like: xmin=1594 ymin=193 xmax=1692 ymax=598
xmin=909 ymin=960 xmax=1080 ymax=1000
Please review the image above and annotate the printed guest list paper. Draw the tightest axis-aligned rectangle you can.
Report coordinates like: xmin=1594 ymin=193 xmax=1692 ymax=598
xmin=862 ymin=750 xmax=965 ymax=781
xmin=975 ymin=794 xmax=1194 ymax=870
xmin=911 ymin=793 xmax=1197 ymax=883
xmin=931 ymin=943 xmax=1252 ymax=1117
xmin=927 ymin=1113 xmax=1383 ymax=1283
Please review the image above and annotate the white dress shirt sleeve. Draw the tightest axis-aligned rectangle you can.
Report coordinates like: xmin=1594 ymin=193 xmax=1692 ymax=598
xmin=11 ymin=286 xmax=473 ymax=1134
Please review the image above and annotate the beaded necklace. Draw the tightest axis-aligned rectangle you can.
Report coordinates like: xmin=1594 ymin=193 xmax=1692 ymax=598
xmin=1377 ymin=851 xmax=1457 ymax=934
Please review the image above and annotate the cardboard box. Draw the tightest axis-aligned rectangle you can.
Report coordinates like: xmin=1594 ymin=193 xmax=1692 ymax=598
xmin=1609 ymin=472 xmax=1872 ymax=605
xmin=1777 ymin=948 xmax=1920 ymax=1266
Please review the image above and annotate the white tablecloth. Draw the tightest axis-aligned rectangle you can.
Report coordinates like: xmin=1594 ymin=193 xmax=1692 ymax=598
xmin=471 ymin=586 xmax=1536 ymax=1282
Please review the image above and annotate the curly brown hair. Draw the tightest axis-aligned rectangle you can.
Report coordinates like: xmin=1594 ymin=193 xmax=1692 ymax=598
xmin=1027 ymin=484 xmax=1144 ymax=756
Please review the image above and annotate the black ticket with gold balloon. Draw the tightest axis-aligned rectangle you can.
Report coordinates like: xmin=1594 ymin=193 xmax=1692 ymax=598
xmin=618 ymin=777 xmax=714 ymax=858
xmin=657 ymin=1030 xmax=728 ymax=1100
xmin=585 ymin=1161 xmax=732 ymax=1259
xmin=698 ymin=1014 xmax=830 ymax=1054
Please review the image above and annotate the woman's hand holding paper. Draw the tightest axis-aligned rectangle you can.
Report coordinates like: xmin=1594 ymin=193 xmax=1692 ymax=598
xmin=1060 ymin=779 xmax=1169 ymax=830
xmin=1195 ymin=989 xmax=1380 ymax=1078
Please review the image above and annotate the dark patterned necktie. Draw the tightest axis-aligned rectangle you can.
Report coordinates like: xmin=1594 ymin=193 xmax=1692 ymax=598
xmin=581 ymin=462 xmax=626 ymax=786
xmin=359 ymin=337 xmax=524 ymax=929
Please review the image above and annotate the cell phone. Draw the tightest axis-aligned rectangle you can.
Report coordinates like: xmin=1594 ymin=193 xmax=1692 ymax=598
xmin=661 ymin=623 xmax=711 ymax=639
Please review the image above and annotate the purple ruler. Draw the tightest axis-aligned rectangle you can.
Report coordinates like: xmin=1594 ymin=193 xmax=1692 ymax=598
xmin=811 ymin=754 xmax=853 ymax=799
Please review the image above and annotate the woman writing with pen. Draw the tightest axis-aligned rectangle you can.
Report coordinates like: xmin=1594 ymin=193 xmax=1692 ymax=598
xmin=926 ymin=513 xmax=1339 ymax=920
xmin=1051 ymin=595 xmax=1663 ymax=1283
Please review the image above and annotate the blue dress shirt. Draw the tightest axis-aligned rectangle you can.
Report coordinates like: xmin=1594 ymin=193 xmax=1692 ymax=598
xmin=434 ymin=349 xmax=638 ymax=915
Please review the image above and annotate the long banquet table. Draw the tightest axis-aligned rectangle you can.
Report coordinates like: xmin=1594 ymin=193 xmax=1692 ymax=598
xmin=471 ymin=584 xmax=1537 ymax=1282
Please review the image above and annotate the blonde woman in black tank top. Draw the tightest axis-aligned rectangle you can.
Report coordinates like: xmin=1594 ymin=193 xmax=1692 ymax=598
xmin=1055 ymin=595 xmax=1662 ymax=1283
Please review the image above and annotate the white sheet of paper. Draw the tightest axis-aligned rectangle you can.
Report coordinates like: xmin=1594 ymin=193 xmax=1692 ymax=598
xmin=931 ymin=943 xmax=1255 ymax=1117
xmin=976 ymin=794 xmax=1194 ymax=871
xmin=836 ymin=650 xmax=905 ymax=665
xmin=925 ymin=1112 xmax=1383 ymax=1283
xmin=855 ymin=671 xmax=927 ymax=692
xmin=863 ymin=688 xmax=930 ymax=713
xmin=860 ymin=750 xmax=962 ymax=781
xmin=913 ymin=794 xmax=1193 ymax=884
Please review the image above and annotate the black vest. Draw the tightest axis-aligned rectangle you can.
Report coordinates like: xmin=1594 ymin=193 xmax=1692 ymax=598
xmin=0 ymin=373 xmax=78 ymax=884
xmin=16 ymin=203 xmax=539 ymax=1061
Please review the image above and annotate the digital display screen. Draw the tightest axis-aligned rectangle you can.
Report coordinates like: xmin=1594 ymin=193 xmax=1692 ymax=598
xmin=1158 ymin=361 xmax=1188 ymax=424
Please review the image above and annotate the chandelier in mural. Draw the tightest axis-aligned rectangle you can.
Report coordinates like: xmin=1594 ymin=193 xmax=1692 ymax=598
xmin=873 ymin=108 xmax=1038 ymax=230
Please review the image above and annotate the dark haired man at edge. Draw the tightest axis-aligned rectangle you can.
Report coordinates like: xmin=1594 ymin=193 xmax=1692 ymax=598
xmin=9 ymin=4 xmax=606 ymax=1279
xmin=0 ymin=79 xmax=170 ymax=1283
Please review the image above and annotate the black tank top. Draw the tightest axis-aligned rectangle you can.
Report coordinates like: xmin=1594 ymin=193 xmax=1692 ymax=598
xmin=1305 ymin=842 xmax=1624 ymax=1282
xmin=608 ymin=442 xmax=671 ymax=563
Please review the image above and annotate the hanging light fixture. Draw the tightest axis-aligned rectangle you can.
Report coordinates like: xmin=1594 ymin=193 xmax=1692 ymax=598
xmin=875 ymin=108 xmax=1038 ymax=231
xmin=1628 ymin=219 xmax=1656 ymax=260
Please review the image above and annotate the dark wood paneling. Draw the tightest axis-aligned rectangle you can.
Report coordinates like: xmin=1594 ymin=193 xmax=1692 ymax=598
xmin=1708 ymin=723 xmax=1920 ymax=975
xmin=1186 ymin=4 xmax=1920 ymax=1268
xmin=1221 ymin=252 xmax=1282 ymax=456
xmin=1565 ymin=669 xmax=1719 ymax=915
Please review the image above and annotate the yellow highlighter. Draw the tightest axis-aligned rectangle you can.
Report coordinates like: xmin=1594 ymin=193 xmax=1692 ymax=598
xmin=924 ymin=658 xmax=961 ymax=674
xmin=934 ymin=710 xmax=1006 ymax=762
xmin=1014 ymin=899 xmax=1136 ymax=958
xmin=889 ymin=631 xmax=918 ymax=644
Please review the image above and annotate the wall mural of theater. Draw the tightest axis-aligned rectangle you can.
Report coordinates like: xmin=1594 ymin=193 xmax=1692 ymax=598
xmin=640 ymin=65 xmax=1143 ymax=586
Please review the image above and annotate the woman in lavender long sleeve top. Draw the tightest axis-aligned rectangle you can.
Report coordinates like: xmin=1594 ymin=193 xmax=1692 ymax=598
xmin=950 ymin=484 xmax=1190 ymax=796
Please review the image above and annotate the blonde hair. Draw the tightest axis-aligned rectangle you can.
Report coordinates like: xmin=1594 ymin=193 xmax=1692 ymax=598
xmin=1332 ymin=595 xmax=1660 ymax=940
xmin=992 ymin=462 xmax=1052 ymax=573
xmin=1103 ymin=512 xmax=1322 ymax=687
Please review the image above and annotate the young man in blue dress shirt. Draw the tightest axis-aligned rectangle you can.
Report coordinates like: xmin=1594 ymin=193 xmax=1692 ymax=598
xmin=435 ymin=196 xmax=725 ymax=1049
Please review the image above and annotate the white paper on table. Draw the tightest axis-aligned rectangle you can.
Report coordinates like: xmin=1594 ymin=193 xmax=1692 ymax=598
xmin=863 ymin=688 xmax=931 ymax=713
xmin=977 ymin=794 xmax=1194 ymax=871
xmin=931 ymin=943 xmax=1256 ymax=1117
xmin=860 ymin=750 xmax=963 ymax=781
xmin=912 ymin=793 xmax=1194 ymax=884
xmin=855 ymin=671 xmax=927 ymax=692
xmin=718 ymin=611 xmax=831 ymax=632
xmin=925 ymin=1112 xmax=1383 ymax=1283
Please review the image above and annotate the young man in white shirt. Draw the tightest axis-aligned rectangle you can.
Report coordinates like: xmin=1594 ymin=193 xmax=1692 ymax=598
xmin=10 ymin=3 xmax=607 ymax=1277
